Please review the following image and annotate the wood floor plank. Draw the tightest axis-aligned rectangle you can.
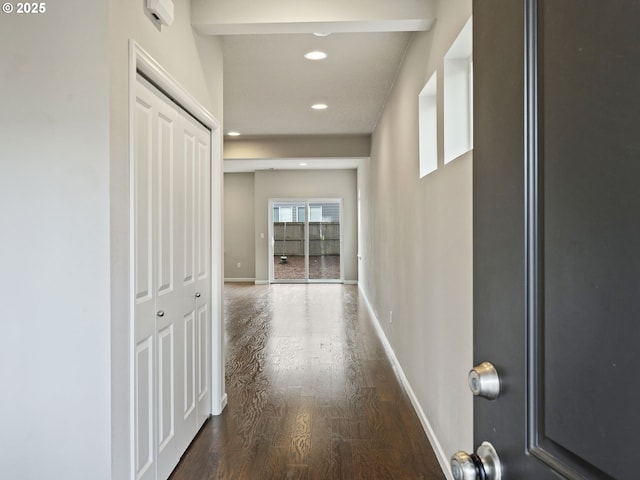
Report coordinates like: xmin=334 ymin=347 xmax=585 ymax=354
xmin=169 ymin=284 xmax=446 ymax=480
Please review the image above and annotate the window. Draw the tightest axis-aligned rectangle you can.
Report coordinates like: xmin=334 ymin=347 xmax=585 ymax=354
xmin=309 ymin=206 xmax=322 ymax=222
xmin=279 ymin=206 xmax=293 ymax=222
xmin=444 ymin=16 xmax=473 ymax=164
xmin=419 ymin=72 xmax=438 ymax=178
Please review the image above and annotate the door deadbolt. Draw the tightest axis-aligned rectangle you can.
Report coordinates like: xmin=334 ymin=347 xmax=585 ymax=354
xmin=156 ymin=310 xmax=165 ymax=318
xmin=195 ymin=292 xmax=201 ymax=298
xmin=451 ymin=442 xmax=502 ymax=480
xmin=468 ymin=362 xmax=500 ymax=400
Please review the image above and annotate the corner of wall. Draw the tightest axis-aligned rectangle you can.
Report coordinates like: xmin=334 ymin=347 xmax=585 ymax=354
xmin=109 ymin=2 xmax=225 ymax=477
xmin=361 ymin=0 xmax=473 ymax=473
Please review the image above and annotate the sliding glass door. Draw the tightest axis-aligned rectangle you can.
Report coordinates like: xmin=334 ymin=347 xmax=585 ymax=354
xmin=272 ymin=201 xmax=306 ymax=281
xmin=270 ymin=199 xmax=342 ymax=283
xmin=308 ymin=201 xmax=341 ymax=280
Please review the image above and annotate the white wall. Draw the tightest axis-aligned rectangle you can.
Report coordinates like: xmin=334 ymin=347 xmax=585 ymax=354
xmin=109 ymin=0 xmax=224 ymax=478
xmin=0 ymin=1 xmax=223 ymax=479
xmin=359 ymin=0 xmax=473 ymax=473
xmin=253 ymin=170 xmax=358 ymax=283
xmin=0 ymin=2 xmax=111 ymax=478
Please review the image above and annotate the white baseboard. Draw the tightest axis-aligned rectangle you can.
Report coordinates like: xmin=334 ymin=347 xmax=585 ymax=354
xmin=344 ymin=280 xmax=358 ymax=285
xmin=212 ymin=392 xmax=228 ymax=416
xmin=358 ymin=285 xmax=453 ymax=480
xmin=254 ymin=280 xmax=269 ymax=285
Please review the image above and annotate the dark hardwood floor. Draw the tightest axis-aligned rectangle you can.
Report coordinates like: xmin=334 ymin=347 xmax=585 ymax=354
xmin=169 ymin=283 xmax=446 ymax=479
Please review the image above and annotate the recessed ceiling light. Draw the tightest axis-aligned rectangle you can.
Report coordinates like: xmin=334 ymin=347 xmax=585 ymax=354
xmin=227 ymin=131 xmax=240 ymax=136
xmin=311 ymin=103 xmax=328 ymax=110
xmin=313 ymin=32 xmax=331 ymax=37
xmin=304 ymin=50 xmax=327 ymax=61
xmin=299 ymin=162 xmax=308 ymax=166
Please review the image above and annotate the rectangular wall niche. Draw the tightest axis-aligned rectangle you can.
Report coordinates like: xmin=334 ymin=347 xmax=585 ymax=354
xmin=444 ymin=16 xmax=473 ymax=164
xmin=419 ymin=72 xmax=437 ymax=178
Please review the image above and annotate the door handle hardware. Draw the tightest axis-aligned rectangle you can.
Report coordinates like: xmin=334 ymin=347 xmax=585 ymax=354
xmin=195 ymin=292 xmax=201 ymax=298
xmin=468 ymin=362 xmax=500 ymax=400
xmin=156 ymin=310 xmax=165 ymax=317
xmin=451 ymin=442 xmax=502 ymax=480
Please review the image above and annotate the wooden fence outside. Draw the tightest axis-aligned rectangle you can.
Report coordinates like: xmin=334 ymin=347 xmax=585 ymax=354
xmin=274 ymin=222 xmax=340 ymax=256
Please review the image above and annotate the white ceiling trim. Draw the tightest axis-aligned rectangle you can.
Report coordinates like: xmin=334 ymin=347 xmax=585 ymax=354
xmin=192 ymin=0 xmax=436 ymax=34
xmin=224 ymin=157 xmax=367 ymax=173
xmin=194 ymin=19 xmax=435 ymax=35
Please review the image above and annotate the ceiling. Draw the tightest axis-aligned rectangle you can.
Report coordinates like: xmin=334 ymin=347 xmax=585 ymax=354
xmin=222 ymin=31 xmax=413 ymax=136
xmin=192 ymin=0 xmax=436 ymax=168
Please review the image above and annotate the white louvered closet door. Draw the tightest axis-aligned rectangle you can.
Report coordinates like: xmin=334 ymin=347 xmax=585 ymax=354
xmin=133 ymin=75 xmax=212 ymax=480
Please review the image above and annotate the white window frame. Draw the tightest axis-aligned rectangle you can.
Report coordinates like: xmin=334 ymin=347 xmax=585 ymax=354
xmin=419 ymin=72 xmax=438 ymax=178
xmin=444 ymin=16 xmax=473 ymax=164
xmin=268 ymin=198 xmax=344 ymax=284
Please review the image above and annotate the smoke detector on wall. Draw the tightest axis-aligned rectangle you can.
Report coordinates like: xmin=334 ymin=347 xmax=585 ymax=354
xmin=147 ymin=0 xmax=174 ymax=26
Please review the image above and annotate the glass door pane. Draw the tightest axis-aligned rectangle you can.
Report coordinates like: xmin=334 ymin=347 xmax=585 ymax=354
xmin=273 ymin=201 xmax=306 ymax=281
xmin=308 ymin=201 xmax=341 ymax=280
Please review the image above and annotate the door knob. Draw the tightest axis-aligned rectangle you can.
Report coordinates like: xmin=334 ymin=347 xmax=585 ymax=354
xmin=468 ymin=362 xmax=500 ymax=400
xmin=195 ymin=292 xmax=201 ymax=298
xmin=451 ymin=442 xmax=502 ymax=480
xmin=156 ymin=310 xmax=165 ymax=317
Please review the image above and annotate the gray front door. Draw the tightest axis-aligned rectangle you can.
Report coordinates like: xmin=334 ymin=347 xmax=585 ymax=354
xmin=473 ymin=0 xmax=640 ymax=478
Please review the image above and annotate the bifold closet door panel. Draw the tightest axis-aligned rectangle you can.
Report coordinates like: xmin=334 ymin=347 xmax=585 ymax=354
xmin=188 ymin=110 xmax=212 ymax=429
xmin=133 ymin=76 xmax=211 ymax=480
xmin=134 ymin=87 xmax=157 ymax=480
xmin=175 ymin=110 xmax=212 ymax=448
xmin=152 ymin=85 xmax=185 ymax=480
xmin=172 ymin=109 xmax=212 ymax=441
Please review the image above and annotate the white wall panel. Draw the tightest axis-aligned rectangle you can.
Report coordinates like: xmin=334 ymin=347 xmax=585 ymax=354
xmin=197 ymin=140 xmax=210 ymax=281
xmin=135 ymin=337 xmax=154 ymax=480
xmin=157 ymin=325 xmax=175 ymax=451
xmin=198 ymin=304 xmax=209 ymax=401
xmin=183 ymin=311 xmax=196 ymax=418
xmin=183 ymin=133 xmax=196 ymax=286
xmin=157 ymin=114 xmax=175 ymax=296
xmin=135 ymin=100 xmax=154 ymax=303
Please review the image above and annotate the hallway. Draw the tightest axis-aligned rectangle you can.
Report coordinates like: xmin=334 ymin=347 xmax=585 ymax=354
xmin=169 ymin=283 xmax=446 ymax=479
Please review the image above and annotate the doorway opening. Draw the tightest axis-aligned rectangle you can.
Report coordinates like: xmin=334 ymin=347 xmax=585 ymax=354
xmin=269 ymin=199 xmax=343 ymax=283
